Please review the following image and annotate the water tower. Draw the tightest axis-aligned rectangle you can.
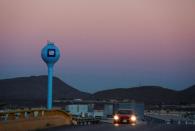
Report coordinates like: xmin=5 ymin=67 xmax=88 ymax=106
xmin=41 ymin=41 xmax=60 ymax=110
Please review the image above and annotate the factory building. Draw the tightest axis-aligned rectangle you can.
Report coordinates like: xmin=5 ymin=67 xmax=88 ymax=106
xmin=56 ymin=100 xmax=144 ymax=120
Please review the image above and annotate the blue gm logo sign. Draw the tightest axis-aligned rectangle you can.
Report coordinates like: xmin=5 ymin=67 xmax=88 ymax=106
xmin=47 ymin=49 xmax=56 ymax=57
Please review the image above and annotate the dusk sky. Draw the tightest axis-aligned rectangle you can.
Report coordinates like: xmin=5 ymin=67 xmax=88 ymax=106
xmin=0 ymin=0 xmax=195 ymax=93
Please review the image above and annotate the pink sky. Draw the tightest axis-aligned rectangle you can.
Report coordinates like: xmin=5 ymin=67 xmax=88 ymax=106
xmin=0 ymin=0 xmax=195 ymax=92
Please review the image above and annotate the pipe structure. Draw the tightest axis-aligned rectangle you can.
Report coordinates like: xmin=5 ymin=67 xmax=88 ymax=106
xmin=47 ymin=64 xmax=53 ymax=109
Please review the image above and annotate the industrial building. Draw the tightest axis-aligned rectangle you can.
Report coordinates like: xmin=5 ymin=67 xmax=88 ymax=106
xmin=55 ymin=100 xmax=144 ymax=120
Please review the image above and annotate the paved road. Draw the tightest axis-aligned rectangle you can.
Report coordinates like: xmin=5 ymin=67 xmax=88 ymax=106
xmin=42 ymin=123 xmax=195 ymax=131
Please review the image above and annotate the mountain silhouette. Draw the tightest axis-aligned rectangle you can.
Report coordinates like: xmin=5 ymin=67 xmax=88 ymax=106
xmin=0 ymin=76 xmax=90 ymax=106
xmin=92 ymin=86 xmax=195 ymax=104
xmin=0 ymin=76 xmax=195 ymax=106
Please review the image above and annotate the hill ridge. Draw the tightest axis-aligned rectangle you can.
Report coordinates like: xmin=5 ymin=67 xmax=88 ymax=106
xmin=0 ymin=76 xmax=195 ymax=106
